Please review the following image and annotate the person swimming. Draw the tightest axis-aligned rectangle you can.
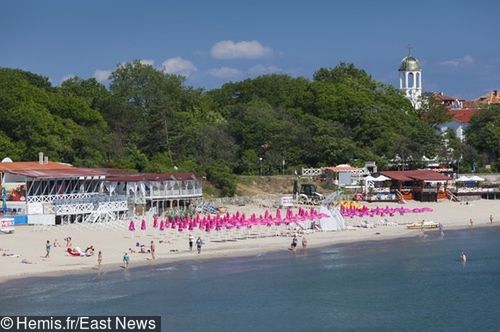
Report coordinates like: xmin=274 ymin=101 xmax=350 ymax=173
xmin=460 ymin=251 xmax=467 ymax=263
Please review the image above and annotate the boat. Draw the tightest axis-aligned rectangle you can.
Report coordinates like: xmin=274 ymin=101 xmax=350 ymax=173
xmin=407 ymin=221 xmax=439 ymax=230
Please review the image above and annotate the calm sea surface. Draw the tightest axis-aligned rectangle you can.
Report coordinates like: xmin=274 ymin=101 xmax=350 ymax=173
xmin=1 ymin=227 xmax=500 ymax=332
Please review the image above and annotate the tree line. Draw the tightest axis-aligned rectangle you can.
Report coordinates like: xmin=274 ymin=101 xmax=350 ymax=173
xmin=0 ymin=63 xmax=498 ymax=195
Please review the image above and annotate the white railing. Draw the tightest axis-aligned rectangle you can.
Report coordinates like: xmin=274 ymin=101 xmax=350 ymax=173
xmin=27 ymin=193 xmax=99 ymax=203
xmin=148 ymin=188 xmax=203 ymax=199
xmin=302 ymin=168 xmax=322 ymax=177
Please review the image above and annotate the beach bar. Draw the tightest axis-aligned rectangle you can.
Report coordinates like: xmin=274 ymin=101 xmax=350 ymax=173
xmin=380 ymin=170 xmax=451 ymax=202
xmin=0 ymin=158 xmax=202 ymax=225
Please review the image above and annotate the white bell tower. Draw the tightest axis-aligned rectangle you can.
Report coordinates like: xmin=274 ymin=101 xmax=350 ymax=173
xmin=399 ymin=45 xmax=422 ymax=109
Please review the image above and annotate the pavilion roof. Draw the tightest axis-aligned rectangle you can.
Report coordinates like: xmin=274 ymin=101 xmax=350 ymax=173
xmin=381 ymin=170 xmax=450 ymax=182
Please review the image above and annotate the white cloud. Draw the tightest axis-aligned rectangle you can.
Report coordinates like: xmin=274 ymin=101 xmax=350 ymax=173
xmin=211 ymin=40 xmax=272 ymax=59
xmin=60 ymin=74 xmax=75 ymax=84
xmin=440 ymin=55 xmax=475 ymax=67
xmin=247 ymin=64 xmax=283 ymax=76
xmin=161 ymin=57 xmax=197 ymax=77
xmin=140 ymin=59 xmax=155 ymax=66
xmin=208 ymin=66 xmax=242 ymax=79
xmin=94 ymin=69 xmax=112 ymax=82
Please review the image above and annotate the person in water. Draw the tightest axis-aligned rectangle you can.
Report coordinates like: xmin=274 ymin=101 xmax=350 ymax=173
xmin=460 ymin=251 xmax=467 ymax=263
xmin=98 ymin=251 xmax=102 ymax=268
xmin=290 ymin=235 xmax=298 ymax=251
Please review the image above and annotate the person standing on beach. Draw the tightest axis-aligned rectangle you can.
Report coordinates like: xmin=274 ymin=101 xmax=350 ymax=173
xmin=65 ymin=237 xmax=72 ymax=247
xmin=98 ymin=251 xmax=102 ymax=268
xmin=469 ymin=218 xmax=474 ymax=228
xmin=44 ymin=240 xmax=52 ymax=258
xmin=123 ymin=252 xmax=130 ymax=269
xmin=150 ymin=240 xmax=156 ymax=260
xmin=302 ymin=236 xmax=308 ymax=249
xmin=196 ymin=237 xmax=203 ymax=254
xmin=189 ymin=234 xmax=195 ymax=251
xmin=290 ymin=235 xmax=298 ymax=251
xmin=490 ymin=214 xmax=494 ymax=224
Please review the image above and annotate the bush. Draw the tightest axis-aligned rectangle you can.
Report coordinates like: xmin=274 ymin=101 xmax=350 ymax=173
xmin=205 ymin=163 xmax=237 ymax=197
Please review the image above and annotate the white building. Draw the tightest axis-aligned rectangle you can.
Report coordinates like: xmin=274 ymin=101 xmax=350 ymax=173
xmin=399 ymin=52 xmax=422 ymax=109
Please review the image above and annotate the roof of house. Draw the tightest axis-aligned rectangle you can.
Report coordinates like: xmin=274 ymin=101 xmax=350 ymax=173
xmin=0 ymin=161 xmax=73 ymax=172
xmin=0 ymin=162 xmax=199 ymax=181
xmin=322 ymin=165 xmax=360 ymax=172
xmin=448 ymin=109 xmax=478 ymax=124
xmin=433 ymin=93 xmax=465 ymax=102
xmin=381 ymin=170 xmax=451 ymax=182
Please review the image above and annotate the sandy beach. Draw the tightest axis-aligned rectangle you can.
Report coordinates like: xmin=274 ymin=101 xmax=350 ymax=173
xmin=1 ymin=199 xmax=499 ymax=283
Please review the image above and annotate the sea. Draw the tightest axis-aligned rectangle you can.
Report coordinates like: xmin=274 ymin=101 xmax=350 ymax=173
xmin=1 ymin=227 xmax=500 ymax=332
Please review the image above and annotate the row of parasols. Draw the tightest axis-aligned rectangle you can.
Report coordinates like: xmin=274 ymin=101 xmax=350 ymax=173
xmin=340 ymin=202 xmax=433 ymax=218
xmin=128 ymin=207 xmax=329 ymax=232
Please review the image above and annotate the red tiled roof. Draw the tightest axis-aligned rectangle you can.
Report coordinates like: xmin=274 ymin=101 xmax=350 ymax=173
xmin=0 ymin=161 xmax=73 ymax=172
xmin=381 ymin=170 xmax=450 ymax=182
xmin=433 ymin=93 xmax=465 ymax=101
xmin=6 ymin=168 xmax=106 ymax=179
xmin=448 ymin=109 xmax=478 ymax=124
xmin=322 ymin=165 xmax=360 ymax=172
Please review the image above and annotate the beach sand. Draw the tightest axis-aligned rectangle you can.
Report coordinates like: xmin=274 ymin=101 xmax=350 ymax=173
xmin=0 ymin=199 xmax=498 ymax=283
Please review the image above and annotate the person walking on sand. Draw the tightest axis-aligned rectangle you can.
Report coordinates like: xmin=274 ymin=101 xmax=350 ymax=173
xmin=150 ymin=240 xmax=156 ymax=260
xmin=490 ymin=214 xmax=494 ymax=224
xmin=189 ymin=234 xmax=195 ymax=251
xmin=469 ymin=218 xmax=474 ymax=228
xmin=44 ymin=240 xmax=52 ymax=258
xmin=98 ymin=251 xmax=102 ymax=268
xmin=196 ymin=237 xmax=203 ymax=254
xmin=123 ymin=252 xmax=130 ymax=269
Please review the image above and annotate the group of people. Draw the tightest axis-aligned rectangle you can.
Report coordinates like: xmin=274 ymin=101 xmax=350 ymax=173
xmin=188 ymin=235 xmax=204 ymax=254
xmin=43 ymin=238 xmax=103 ymax=269
xmin=290 ymin=234 xmax=307 ymax=252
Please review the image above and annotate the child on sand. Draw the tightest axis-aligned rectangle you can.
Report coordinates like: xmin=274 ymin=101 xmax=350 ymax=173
xmin=44 ymin=240 xmax=51 ymax=258
xmin=290 ymin=236 xmax=298 ymax=251
xmin=123 ymin=252 xmax=130 ymax=269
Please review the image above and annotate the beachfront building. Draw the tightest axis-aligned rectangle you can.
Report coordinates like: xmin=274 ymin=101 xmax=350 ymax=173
xmin=101 ymin=170 xmax=203 ymax=216
xmin=399 ymin=48 xmax=422 ymax=109
xmin=380 ymin=170 xmax=450 ymax=202
xmin=0 ymin=156 xmax=202 ymax=225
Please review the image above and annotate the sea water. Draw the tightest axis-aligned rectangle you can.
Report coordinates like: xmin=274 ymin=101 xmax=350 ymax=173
xmin=1 ymin=227 xmax=500 ymax=332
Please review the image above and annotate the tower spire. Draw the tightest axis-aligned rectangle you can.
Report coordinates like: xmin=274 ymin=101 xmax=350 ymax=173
xmin=406 ymin=44 xmax=412 ymax=57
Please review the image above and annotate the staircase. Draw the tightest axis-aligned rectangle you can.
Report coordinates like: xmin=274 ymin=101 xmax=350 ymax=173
xmin=395 ymin=190 xmax=407 ymax=204
xmin=446 ymin=189 xmax=460 ymax=202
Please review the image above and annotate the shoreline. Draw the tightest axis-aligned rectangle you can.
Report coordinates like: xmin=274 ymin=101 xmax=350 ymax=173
xmin=1 ymin=221 xmax=498 ymax=285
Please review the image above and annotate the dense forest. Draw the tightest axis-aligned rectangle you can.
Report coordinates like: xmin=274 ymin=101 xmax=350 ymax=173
xmin=0 ymin=63 xmax=498 ymax=195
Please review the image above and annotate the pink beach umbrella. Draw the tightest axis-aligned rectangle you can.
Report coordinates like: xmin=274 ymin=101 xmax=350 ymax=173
xmin=153 ymin=217 xmax=158 ymax=228
xmin=159 ymin=220 xmax=165 ymax=231
xmin=129 ymin=220 xmax=135 ymax=231
xmin=141 ymin=219 xmax=146 ymax=231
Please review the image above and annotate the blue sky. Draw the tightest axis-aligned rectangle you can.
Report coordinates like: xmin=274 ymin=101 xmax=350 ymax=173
xmin=1 ymin=0 xmax=499 ymax=99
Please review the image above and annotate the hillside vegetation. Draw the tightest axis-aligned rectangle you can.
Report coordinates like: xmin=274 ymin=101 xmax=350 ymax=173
xmin=0 ymin=63 xmax=498 ymax=196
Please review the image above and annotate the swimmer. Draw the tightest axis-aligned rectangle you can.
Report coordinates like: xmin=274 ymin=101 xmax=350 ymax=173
xmin=460 ymin=251 xmax=467 ymax=263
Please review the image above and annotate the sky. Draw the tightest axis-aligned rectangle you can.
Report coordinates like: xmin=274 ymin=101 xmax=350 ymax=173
xmin=1 ymin=0 xmax=499 ymax=99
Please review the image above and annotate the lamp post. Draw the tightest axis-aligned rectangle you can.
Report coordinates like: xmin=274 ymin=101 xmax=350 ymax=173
xmin=259 ymin=157 xmax=263 ymax=176
xmin=282 ymin=159 xmax=285 ymax=176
